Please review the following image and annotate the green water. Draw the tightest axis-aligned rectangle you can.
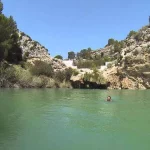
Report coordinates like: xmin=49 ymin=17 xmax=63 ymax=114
xmin=0 ymin=89 xmax=150 ymax=150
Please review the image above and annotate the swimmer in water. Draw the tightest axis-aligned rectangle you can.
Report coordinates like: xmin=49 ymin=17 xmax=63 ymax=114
xmin=107 ymin=96 xmax=112 ymax=102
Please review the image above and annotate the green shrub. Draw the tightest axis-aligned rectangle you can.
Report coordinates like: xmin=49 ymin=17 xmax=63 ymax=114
xmin=54 ymin=55 xmax=63 ymax=60
xmin=54 ymin=70 xmax=65 ymax=82
xmin=19 ymin=62 xmax=32 ymax=70
xmin=31 ymin=76 xmax=45 ymax=88
xmin=14 ymin=65 xmax=33 ymax=87
xmin=64 ymin=68 xmax=73 ymax=81
xmin=135 ymin=33 xmax=142 ymax=41
xmin=68 ymin=51 xmax=75 ymax=59
xmin=2 ymin=66 xmax=17 ymax=82
xmin=19 ymin=61 xmax=25 ymax=68
xmin=76 ymin=59 xmax=105 ymax=69
xmin=45 ymin=78 xmax=56 ymax=88
xmin=30 ymin=60 xmax=54 ymax=77
xmin=108 ymin=38 xmax=115 ymax=46
xmin=72 ymin=69 xmax=79 ymax=76
xmin=54 ymin=68 xmax=73 ymax=82
xmin=146 ymin=36 xmax=150 ymax=42
xmin=0 ymin=63 xmax=18 ymax=87
xmin=77 ymin=48 xmax=92 ymax=59
xmin=107 ymin=63 xmax=113 ymax=68
xmin=77 ymin=60 xmax=93 ymax=68
xmin=114 ymin=41 xmax=124 ymax=53
xmin=127 ymin=30 xmax=137 ymax=38
xmin=83 ymin=68 xmax=106 ymax=84
xmin=59 ymin=81 xmax=72 ymax=88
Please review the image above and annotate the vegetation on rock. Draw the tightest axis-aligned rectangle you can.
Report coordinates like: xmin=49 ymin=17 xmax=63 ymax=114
xmin=83 ymin=68 xmax=106 ymax=84
xmin=54 ymin=55 xmax=63 ymax=60
xmin=68 ymin=51 xmax=75 ymax=60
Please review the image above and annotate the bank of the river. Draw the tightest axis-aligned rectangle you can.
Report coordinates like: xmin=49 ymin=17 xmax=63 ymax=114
xmin=0 ymin=61 xmax=109 ymax=89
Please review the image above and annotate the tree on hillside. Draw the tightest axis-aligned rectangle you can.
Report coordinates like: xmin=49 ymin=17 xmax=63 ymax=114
xmin=55 ymin=55 xmax=63 ymax=60
xmin=0 ymin=0 xmax=3 ymax=14
xmin=87 ymin=47 xmax=92 ymax=51
xmin=127 ymin=30 xmax=137 ymax=38
xmin=0 ymin=0 xmax=22 ymax=63
xmin=108 ymin=38 xmax=115 ymax=46
xmin=68 ymin=51 xmax=75 ymax=60
xmin=113 ymin=41 xmax=124 ymax=53
xmin=77 ymin=48 xmax=92 ymax=59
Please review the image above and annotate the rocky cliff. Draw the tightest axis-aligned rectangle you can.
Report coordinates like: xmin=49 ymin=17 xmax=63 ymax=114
xmin=102 ymin=25 xmax=150 ymax=89
xmin=18 ymin=31 xmax=51 ymax=60
xmin=70 ymin=25 xmax=150 ymax=89
xmin=18 ymin=31 xmax=66 ymax=70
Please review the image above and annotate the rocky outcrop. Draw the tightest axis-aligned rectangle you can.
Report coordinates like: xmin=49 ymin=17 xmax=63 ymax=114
xmin=88 ymin=26 xmax=150 ymax=89
xmin=116 ymin=26 xmax=150 ymax=89
xmin=18 ymin=31 xmax=66 ymax=71
xmin=18 ymin=31 xmax=51 ymax=60
xmin=51 ymin=58 xmax=66 ymax=71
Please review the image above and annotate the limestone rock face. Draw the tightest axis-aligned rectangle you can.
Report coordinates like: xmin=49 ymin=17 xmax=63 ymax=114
xmin=18 ymin=31 xmax=51 ymax=61
xmin=97 ymin=26 xmax=150 ymax=89
xmin=51 ymin=58 xmax=66 ymax=71
xmin=18 ymin=31 xmax=66 ymax=70
xmin=121 ymin=77 xmax=136 ymax=89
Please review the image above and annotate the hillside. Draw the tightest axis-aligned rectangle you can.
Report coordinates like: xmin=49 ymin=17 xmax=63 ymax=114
xmin=69 ymin=25 xmax=150 ymax=89
xmin=115 ymin=26 xmax=150 ymax=89
xmin=15 ymin=25 xmax=150 ymax=89
xmin=96 ymin=25 xmax=150 ymax=89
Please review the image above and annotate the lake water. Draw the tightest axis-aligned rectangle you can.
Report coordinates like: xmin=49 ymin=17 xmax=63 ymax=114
xmin=0 ymin=89 xmax=150 ymax=150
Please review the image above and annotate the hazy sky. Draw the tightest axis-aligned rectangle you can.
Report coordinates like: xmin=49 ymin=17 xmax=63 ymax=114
xmin=3 ymin=0 xmax=150 ymax=58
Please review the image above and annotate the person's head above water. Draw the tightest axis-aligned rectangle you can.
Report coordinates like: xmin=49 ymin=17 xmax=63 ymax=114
xmin=107 ymin=96 xmax=111 ymax=101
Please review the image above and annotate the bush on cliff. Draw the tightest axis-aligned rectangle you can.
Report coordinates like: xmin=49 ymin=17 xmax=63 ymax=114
xmin=134 ymin=32 xmax=143 ymax=41
xmin=77 ymin=48 xmax=92 ymax=59
xmin=54 ymin=68 xmax=74 ymax=82
xmin=83 ymin=68 xmax=106 ymax=84
xmin=30 ymin=60 xmax=54 ymax=77
xmin=68 ymin=51 xmax=75 ymax=60
xmin=127 ymin=30 xmax=137 ymax=38
xmin=113 ymin=41 xmax=124 ymax=53
xmin=107 ymin=38 xmax=116 ymax=46
xmin=54 ymin=55 xmax=63 ymax=60
xmin=0 ymin=62 xmax=18 ymax=87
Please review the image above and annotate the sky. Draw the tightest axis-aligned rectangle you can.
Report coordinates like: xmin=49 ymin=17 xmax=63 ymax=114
xmin=3 ymin=0 xmax=150 ymax=58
